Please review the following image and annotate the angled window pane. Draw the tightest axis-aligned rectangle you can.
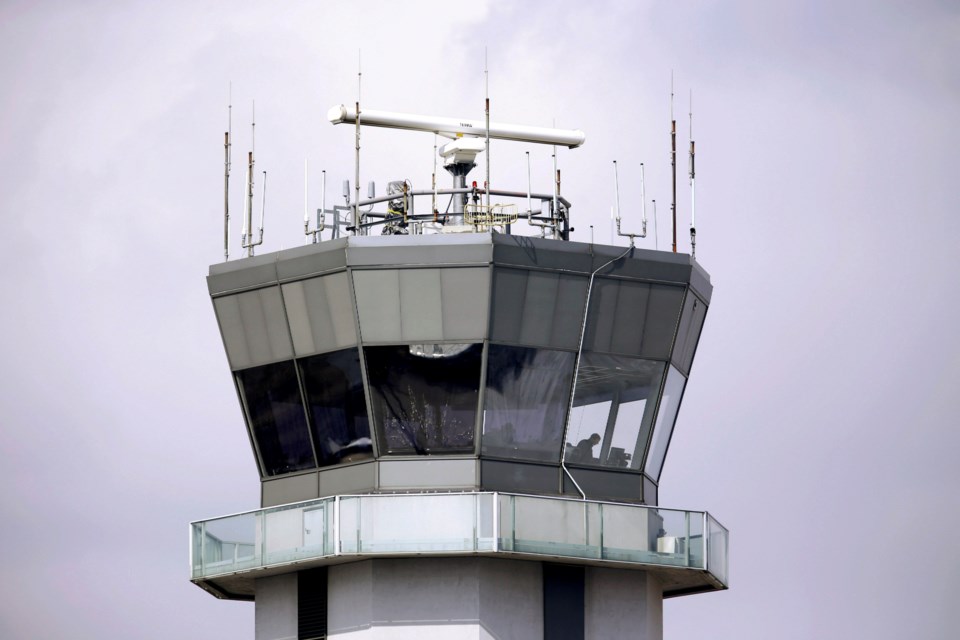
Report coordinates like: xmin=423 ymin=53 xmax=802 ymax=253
xmin=482 ymin=346 xmax=575 ymax=463
xmin=567 ymin=354 xmax=664 ymax=470
xmin=644 ymin=365 xmax=687 ymax=480
xmin=365 ymin=344 xmax=482 ymax=455
xmin=299 ymin=348 xmax=372 ymax=467
xmin=236 ymin=361 xmax=315 ymax=476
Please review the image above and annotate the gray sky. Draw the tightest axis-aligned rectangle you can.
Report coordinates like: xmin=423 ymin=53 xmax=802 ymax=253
xmin=1 ymin=1 xmax=958 ymax=638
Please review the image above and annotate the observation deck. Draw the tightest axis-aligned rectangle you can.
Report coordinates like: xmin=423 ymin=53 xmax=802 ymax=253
xmin=191 ymin=492 xmax=728 ymax=601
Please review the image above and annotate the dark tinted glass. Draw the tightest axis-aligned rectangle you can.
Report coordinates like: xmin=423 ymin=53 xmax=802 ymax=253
xmin=299 ymin=349 xmax=372 ymax=467
xmin=566 ymin=353 xmax=665 ymax=470
xmin=482 ymin=345 xmax=575 ymax=463
xmin=237 ymin=361 xmax=315 ymax=476
xmin=644 ymin=365 xmax=687 ymax=480
xmin=364 ymin=343 xmax=482 ymax=454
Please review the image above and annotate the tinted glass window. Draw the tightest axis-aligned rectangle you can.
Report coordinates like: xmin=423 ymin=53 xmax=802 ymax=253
xmin=482 ymin=345 xmax=575 ymax=463
xmin=644 ymin=365 xmax=687 ymax=480
xmin=237 ymin=361 xmax=315 ymax=476
xmin=365 ymin=344 xmax=482 ymax=454
xmin=566 ymin=354 xmax=665 ymax=470
xmin=299 ymin=349 xmax=372 ymax=467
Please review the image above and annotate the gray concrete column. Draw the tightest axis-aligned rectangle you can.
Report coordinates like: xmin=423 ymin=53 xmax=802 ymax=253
xmin=255 ymin=573 xmax=298 ymax=640
xmin=585 ymin=568 xmax=662 ymax=639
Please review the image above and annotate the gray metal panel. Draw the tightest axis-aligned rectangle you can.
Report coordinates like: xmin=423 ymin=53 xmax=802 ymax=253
xmin=347 ymin=233 xmax=493 ymax=267
xmin=326 ymin=272 xmax=359 ymax=346
xmin=492 ymin=235 xmax=594 ymax=273
xmin=609 ymin=280 xmax=649 ymax=355
xmin=518 ymin=271 xmax=560 ymax=344
xmin=254 ymin=574 xmax=298 ymax=638
xmin=640 ymin=284 xmax=685 ymax=360
xmin=642 ymin=475 xmax=658 ymax=506
xmin=562 ymin=468 xmax=644 ymax=503
xmin=597 ymin=250 xmax=693 ymax=285
xmin=490 ymin=268 xmax=586 ymax=350
xmin=353 ymin=269 xmax=402 ymax=342
xmin=378 ymin=459 xmax=478 ymax=490
xmin=689 ymin=260 xmax=713 ymax=304
xmin=261 ymin=472 xmax=319 ymax=507
xmin=585 ymin=279 xmax=684 ymax=359
xmin=214 ymin=286 xmax=293 ymax=370
xmin=399 ymin=269 xmax=443 ymax=340
xmin=207 ymin=254 xmax=279 ymax=295
xmin=480 ymin=460 xmax=560 ymax=494
xmin=275 ymin=238 xmax=348 ymax=281
xmin=318 ymin=461 xmax=376 ymax=497
xmin=283 ymin=271 xmax=358 ymax=357
xmin=489 ymin=268 xmax=527 ymax=344
xmin=584 ymin=278 xmax=619 ymax=354
xmin=441 ymin=267 xmax=490 ymax=341
xmin=551 ymin=275 xmax=589 ymax=348
xmin=671 ymin=291 xmax=708 ymax=375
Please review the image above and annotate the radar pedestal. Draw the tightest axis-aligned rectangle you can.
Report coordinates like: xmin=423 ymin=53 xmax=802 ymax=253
xmin=440 ymin=137 xmax=486 ymax=216
xmin=191 ymin=233 xmax=728 ymax=640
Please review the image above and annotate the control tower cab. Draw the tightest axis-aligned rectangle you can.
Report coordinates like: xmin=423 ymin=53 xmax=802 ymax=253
xmin=191 ymin=104 xmax=728 ymax=640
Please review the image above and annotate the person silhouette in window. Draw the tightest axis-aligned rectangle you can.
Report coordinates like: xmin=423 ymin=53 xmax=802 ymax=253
xmin=570 ymin=433 xmax=601 ymax=463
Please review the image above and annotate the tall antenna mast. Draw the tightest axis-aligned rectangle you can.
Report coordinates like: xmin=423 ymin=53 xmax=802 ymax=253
xmin=258 ymin=169 xmax=267 ymax=248
xmin=320 ymin=170 xmax=326 ymax=241
xmin=354 ymin=51 xmax=362 ymax=235
xmin=250 ymin=101 xmax=256 ymax=256
xmin=223 ymin=83 xmax=232 ymax=262
xmin=240 ymin=101 xmax=264 ymax=257
xmin=670 ymin=73 xmax=677 ymax=253
xmin=689 ymin=90 xmax=696 ymax=259
xmin=242 ymin=101 xmax=256 ymax=257
xmin=485 ymin=48 xmax=491 ymax=209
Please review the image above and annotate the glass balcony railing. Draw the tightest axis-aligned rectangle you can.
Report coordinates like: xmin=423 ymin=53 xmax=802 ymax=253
xmin=191 ymin=492 xmax=728 ymax=590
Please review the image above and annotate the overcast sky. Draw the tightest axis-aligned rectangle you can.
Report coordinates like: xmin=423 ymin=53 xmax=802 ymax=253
xmin=1 ymin=1 xmax=958 ymax=638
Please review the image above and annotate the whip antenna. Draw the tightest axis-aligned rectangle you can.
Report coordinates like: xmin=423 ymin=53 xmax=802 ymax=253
xmin=614 ymin=160 xmax=646 ymax=247
xmin=354 ymin=50 xmax=362 ymax=235
xmin=223 ymin=83 xmax=232 ymax=262
xmin=485 ymin=48 xmax=491 ymax=209
xmin=689 ymin=90 xmax=697 ymax=259
xmin=670 ymin=73 xmax=677 ymax=253
xmin=303 ymin=159 xmax=310 ymax=245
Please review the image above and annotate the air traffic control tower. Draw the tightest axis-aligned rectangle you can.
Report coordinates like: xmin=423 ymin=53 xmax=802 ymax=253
xmin=190 ymin=106 xmax=728 ymax=640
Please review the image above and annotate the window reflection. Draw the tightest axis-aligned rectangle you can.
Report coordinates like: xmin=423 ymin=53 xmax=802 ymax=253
xmin=566 ymin=354 xmax=665 ymax=470
xmin=236 ymin=361 xmax=316 ymax=476
xmin=644 ymin=365 xmax=686 ymax=480
xmin=482 ymin=346 xmax=575 ymax=463
xmin=299 ymin=349 xmax=372 ymax=467
xmin=365 ymin=344 xmax=482 ymax=454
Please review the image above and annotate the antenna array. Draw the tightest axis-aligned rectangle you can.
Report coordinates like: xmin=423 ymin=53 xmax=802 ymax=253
xmin=218 ymin=67 xmax=703 ymax=259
